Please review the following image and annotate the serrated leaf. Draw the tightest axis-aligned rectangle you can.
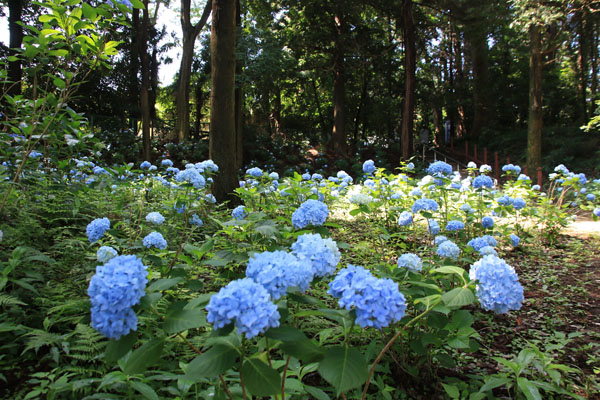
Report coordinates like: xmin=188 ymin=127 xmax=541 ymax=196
xmin=130 ymin=381 xmax=158 ymax=400
xmin=318 ymin=346 xmax=368 ymax=396
xmin=241 ymin=359 xmax=282 ymax=396
xmin=432 ymin=266 xmax=467 ymax=277
xmin=479 ymin=376 xmax=511 ymax=392
xmin=442 ymin=287 xmax=474 ymax=307
xmin=184 ymin=345 xmax=238 ymax=381
xmin=304 ymin=385 xmax=331 ymax=400
xmin=517 ymin=378 xmax=542 ymax=400
xmin=163 ymin=308 xmax=206 ymax=334
xmin=105 ymin=332 xmax=136 ymax=363
xmin=147 ymin=277 xmax=183 ymax=293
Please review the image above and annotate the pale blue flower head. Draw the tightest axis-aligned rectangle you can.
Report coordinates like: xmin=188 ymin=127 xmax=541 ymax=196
xmin=436 ymin=240 xmax=460 ymax=259
xmin=467 ymin=235 xmax=497 ymax=251
xmin=469 ymin=255 xmax=524 ymax=314
xmin=398 ymin=211 xmax=413 ymax=227
xmin=206 ymin=278 xmax=280 ymax=339
xmin=427 ymin=161 xmax=452 ymax=177
xmin=510 ymin=234 xmax=520 ymax=247
xmin=363 ymin=160 xmax=376 ymax=174
xmin=594 ymin=208 xmax=600 ymax=217
xmin=478 ymin=246 xmax=498 ymax=257
xmin=292 ymin=199 xmax=329 ymax=229
xmin=479 ymin=164 xmax=492 ymax=174
xmin=140 ymin=161 xmax=151 ymax=169
xmin=482 ymin=216 xmax=494 ymax=229
xmin=291 ymin=233 xmax=341 ymax=278
xmin=143 ymin=232 xmax=167 ymax=250
xmin=246 ymin=251 xmax=313 ymax=299
xmin=161 ymin=159 xmax=173 ymax=167
xmin=461 ymin=203 xmax=475 ymax=214
xmin=446 ymin=220 xmax=464 ymax=231
xmin=428 ymin=219 xmax=440 ymax=235
xmin=175 ymin=168 xmax=206 ymax=189
xmin=269 ymin=172 xmax=279 ymax=180
xmin=232 ymin=205 xmax=247 ymax=220
xmin=412 ymin=198 xmax=438 ymax=213
xmin=512 ymin=197 xmax=526 ymax=210
xmin=472 ymin=175 xmax=493 ymax=189
xmin=97 ymin=246 xmax=118 ymax=264
xmin=397 ymin=253 xmax=422 ymax=272
xmin=190 ymin=214 xmax=203 ymax=226
xmin=145 ymin=212 xmax=165 ymax=225
xmin=87 ymin=218 xmax=110 ymax=243
xmin=246 ymin=167 xmax=263 ymax=177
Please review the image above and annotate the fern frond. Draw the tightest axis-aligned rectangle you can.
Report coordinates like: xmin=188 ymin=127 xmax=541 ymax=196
xmin=0 ymin=293 xmax=26 ymax=307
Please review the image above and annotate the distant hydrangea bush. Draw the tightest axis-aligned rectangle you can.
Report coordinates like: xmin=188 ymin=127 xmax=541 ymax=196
xmin=472 ymin=175 xmax=493 ymax=189
xmin=412 ymin=198 xmax=439 ymax=213
xmin=88 ymin=255 xmax=148 ymax=339
xmin=427 ymin=161 xmax=452 ymax=176
xmin=428 ymin=219 xmax=440 ymax=235
xmin=86 ymin=217 xmax=110 ymax=243
xmin=246 ymin=167 xmax=263 ymax=177
xmin=145 ymin=212 xmax=165 ymax=225
xmin=398 ymin=211 xmax=413 ymax=226
xmin=291 ymin=199 xmax=329 ymax=229
xmin=482 ymin=216 xmax=494 ymax=229
xmin=362 ymin=159 xmax=376 ymax=174
xmin=232 ymin=205 xmax=247 ymax=220
xmin=291 ymin=233 xmax=341 ymax=278
xmin=328 ymin=264 xmax=406 ymax=329
xmin=143 ymin=232 xmax=167 ymax=250
xmin=446 ymin=220 xmax=464 ymax=231
xmin=246 ymin=251 xmax=313 ymax=300
xmin=467 ymin=235 xmax=498 ymax=252
xmin=436 ymin=240 xmax=460 ymax=259
xmin=469 ymin=255 xmax=524 ymax=314
xmin=510 ymin=234 xmax=520 ymax=247
xmin=397 ymin=253 xmax=423 ymax=272
xmin=206 ymin=278 xmax=280 ymax=339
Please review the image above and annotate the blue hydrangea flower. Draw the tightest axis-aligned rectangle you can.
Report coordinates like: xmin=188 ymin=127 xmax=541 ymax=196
xmin=435 ymin=235 xmax=448 ymax=245
xmin=472 ymin=175 xmax=493 ymax=189
xmin=97 ymin=246 xmax=118 ymax=263
xmin=412 ymin=198 xmax=439 ymax=213
xmin=329 ymin=264 xmax=406 ymax=329
xmin=397 ymin=253 xmax=423 ymax=272
xmin=428 ymin=219 xmax=440 ymax=235
xmin=198 ymin=160 xmax=219 ymax=173
xmin=586 ymin=194 xmax=595 ymax=201
xmin=93 ymin=166 xmax=109 ymax=175
xmin=175 ymin=168 xmax=206 ymax=189
xmin=436 ymin=240 xmax=460 ymax=259
xmin=88 ymin=255 xmax=148 ymax=339
xmin=410 ymin=188 xmax=423 ymax=197
xmin=148 ymin=165 xmax=157 ymax=172
xmin=461 ymin=203 xmax=475 ymax=214
xmin=497 ymin=196 xmax=513 ymax=206
xmin=554 ymin=164 xmax=569 ymax=174
xmin=190 ymin=214 xmax=203 ymax=226
xmin=362 ymin=160 xmax=376 ymax=174
xmin=469 ymin=255 xmax=524 ymax=314
xmin=30 ymin=150 xmax=43 ymax=158
xmin=512 ymin=197 xmax=526 ymax=210
xmin=86 ymin=218 xmax=110 ymax=243
xmin=269 ymin=172 xmax=279 ymax=180
xmin=291 ymin=233 xmax=341 ymax=278
xmin=467 ymin=235 xmax=498 ymax=251
xmin=501 ymin=164 xmax=521 ymax=175
xmin=146 ymin=212 xmax=165 ymax=225
xmin=232 ymin=205 xmax=247 ymax=220
xmin=427 ymin=161 xmax=452 ymax=176
xmin=482 ymin=216 xmax=494 ymax=229
xmin=531 ymin=185 xmax=541 ymax=191
xmin=479 ymin=164 xmax=492 ymax=174
xmin=143 ymin=232 xmax=167 ymax=250
xmin=301 ymin=172 xmax=311 ymax=180
xmin=398 ymin=211 xmax=413 ymax=227
xmin=364 ymin=179 xmax=376 ymax=190
xmin=246 ymin=251 xmax=313 ymax=299
xmin=594 ymin=208 xmax=600 ymax=217
xmin=517 ymin=174 xmax=530 ymax=182
xmin=446 ymin=220 xmax=464 ymax=231
xmin=291 ymin=199 xmax=329 ymax=229
xmin=166 ymin=166 xmax=180 ymax=175
xmin=206 ymin=278 xmax=280 ymax=339
xmin=478 ymin=246 xmax=498 ymax=256
xmin=161 ymin=159 xmax=173 ymax=167
xmin=140 ymin=161 xmax=152 ymax=169
xmin=312 ymin=173 xmax=323 ymax=181
xmin=578 ymin=173 xmax=587 ymax=185
xmin=510 ymin=234 xmax=520 ymax=247
xmin=406 ymin=162 xmax=415 ymax=170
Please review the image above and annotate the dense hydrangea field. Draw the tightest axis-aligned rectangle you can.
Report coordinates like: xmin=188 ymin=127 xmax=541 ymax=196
xmin=1 ymin=153 xmax=598 ymax=399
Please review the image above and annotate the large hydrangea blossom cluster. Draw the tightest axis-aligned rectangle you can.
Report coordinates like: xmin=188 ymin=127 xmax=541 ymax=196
xmin=412 ymin=198 xmax=439 ymax=213
xmin=472 ymin=175 xmax=494 ymax=189
xmin=88 ymin=255 xmax=148 ymax=339
xmin=426 ymin=161 xmax=452 ymax=177
xmin=246 ymin=251 xmax=313 ymax=299
xmin=291 ymin=199 xmax=329 ymax=229
xmin=291 ymin=233 xmax=341 ymax=278
xmin=467 ymin=235 xmax=498 ymax=252
xmin=86 ymin=217 xmax=111 ymax=243
xmin=469 ymin=255 xmax=524 ymax=314
xmin=143 ymin=232 xmax=167 ymax=249
xmin=397 ymin=253 xmax=423 ymax=272
xmin=436 ymin=240 xmax=460 ymax=259
xmin=363 ymin=159 xmax=376 ymax=174
xmin=97 ymin=246 xmax=118 ymax=263
xmin=502 ymin=164 xmax=521 ymax=175
xmin=175 ymin=167 xmax=206 ymax=189
xmin=145 ymin=212 xmax=165 ymax=225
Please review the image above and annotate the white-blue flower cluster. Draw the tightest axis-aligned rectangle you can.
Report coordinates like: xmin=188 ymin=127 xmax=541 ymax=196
xmin=479 ymin=246 xmax=498 ymax=256
xmin=86 ymin=218 xmax=110 ymax=243
xmin=469 ymin=255 xmax=524 ymax=314
xmin=190 ymin=214 xmax=203 ymax=226
xmin=594 ymin=208 xmax=600 ymax=217
xmin=472 ymin=175 xmax=493 ymax=189
xmin=436 ymin=240 xmax=460 ymax=259
xmin=328 ymin=264 xmax=406 ymax=329
xmin=428 ymin=219 xmax=440 ymax=235
xmin=427 ymin=161 xmax=452 ymax=176
xmin=482 ymin=216 xmax=494 ymax=229
xmin=291 ymin=233 xmax=341 ymax=278
xmin=161 ymin=159 xmax=173 ymax=167
xmin=143 ymin=232 xmax=167 ymax=249
xmin=398 ymin=211 xmax=413 ymax=226
xmin=175 ymin=168 xmax=206 ymax=189
xmin=362 ymin=160 xmax=376 ymax=174
xmin=246 ymin=167 xmax=263 ymax=177
xmin=467 ymin=235 xmax=497 ymax=251
xmin=145 ymin=212 xmax=165 ymax=225
xmin=246 ymin=251 xmax=313 ymax=300
xmin=97 ymin=246 xmax=118 ymax=263
xmin=510 ymin=234 xmax=520 ymax=247
xmin=140 ymin=161 xmax=152 ymax=169
xmin=397 ymin=253 xmax=423 ymax=272
xmin=502 ymin=164 xmax=521 ymax=175
xmin=446 ymin=220 xmax=464 ymax=231
xmin=412 ymin=198 xmax=439 ymax=213
xmin=291 ymin=199 xmax=329 ymax=229
xmin=206 ymin=278 xmax=280 ymax=339
xmin=88 ymin=255 xmax=148 ymax=339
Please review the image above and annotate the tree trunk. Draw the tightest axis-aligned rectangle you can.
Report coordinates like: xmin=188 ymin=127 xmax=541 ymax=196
xmin=576 ymin=11 xmax=588 ymax=123
xmin=234 ymin=0 xmax=243 ymax=171
xmin=527 ymin=24 xmax=543 ymax=175
xmin=209 ymin=0 xmax=238 ymax=203
xmin=7 ymin=0 xmax=23 ymax=96
xmin=270 ymin=87 xmax=282 ymax=137
xmin=330 ymin=5 xmax=347 ymax=158
xmin=194 ymin=82 xmax=204 ymax=140
xmin=591 ymin=23 xmax=598 ymax=113
xmin=400 ymin=0 xmax=416 ymax=160
xmin=129 ymin=7 xmax=140 ymax=122
xmin=466 ymin=26 xmax=489 ymax=138
xmin=139 ymin=0 xmax=152 ymax=161
xmin=174 ymin=0 xmax=211 ymax=142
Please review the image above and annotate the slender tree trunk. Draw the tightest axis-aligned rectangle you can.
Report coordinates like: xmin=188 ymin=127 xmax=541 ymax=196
xmin=311 ymin=79 xmax=327 ymax=141
xmin=139 ymin=0 xmax=151 ymax=161
xmin=234 ymin=0 xmax=243 ymax=171
xmin=591 ymin=24 xmax=598 ymax=112
xmin=270 ymin=87 xmax=282 ymax=137
xmin=209 ymin=0 xmax=238 ymax=203
xmin=576 ymin=11 xmax=588 ymax=123
xmin=7 ymin=0 xmax=23 ymax=96
xmin=400 ymin=0 xmax=416 ymax=160
xmin=130 ymin=8 xmax=140 ymax=123
xmin=175 ymin=0 xmax=211 ymax=142
xmin=527 ymin=24 xmax=543 ymax=174
xmin=354 ymin=69 xmax=369 ymax=144
xmin=466 ymin=26 xmax=489 ymax=138
xmin=194 ymin=83 xmax=204 ymax=140
xmin=330 ymin=4 xmax=347 ymax=157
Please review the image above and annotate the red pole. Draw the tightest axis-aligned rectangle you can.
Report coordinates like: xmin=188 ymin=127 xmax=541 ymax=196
xmin=523 ymin=165 xmax=528 ymax=176
xmin=484 ymin=148 xmax=488 ymax=165
xmin=537 ymin=167 xmax=543 ymax=187
xmin=494 ymin=152 xmax=499 ymax=181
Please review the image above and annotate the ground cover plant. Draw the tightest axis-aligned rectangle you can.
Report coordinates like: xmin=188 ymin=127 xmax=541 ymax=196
xmin=1 ymin=142 xmax=600 ymax=399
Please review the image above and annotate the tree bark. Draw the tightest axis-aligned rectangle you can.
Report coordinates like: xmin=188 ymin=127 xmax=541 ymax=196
xmin=527 ymin=24 xmax=543 ymax=175
xmin=7 ymin=0 xmax=23 ymax=96
xmin=234 ymin=0 xmax=243 ymax=171
xmin=330 ymin=5 xmax=347 ymax=158
xmin=466 ymin=26 xmax=489 ymax=138
xmin=400 ymin=0 xmax=416 ymax=160
xmin=139 ymin=0 xmax=152 ymax=161
xmin=576 ymin=11 xmax=588 ymax=123
xmin=209 ymin=0 xmax=238 ymax=203
xmin=591 ymin=23 xmax=598 ymax=113
xmin=174 ymin=0 xmax=211 ymax=142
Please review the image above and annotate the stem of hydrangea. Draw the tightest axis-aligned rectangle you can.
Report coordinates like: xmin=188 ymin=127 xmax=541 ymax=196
xmin=240 ymin=357 xmax=248 ymax=400
xmin=281 ymin=355 xmax=291 ymax=400
xmin=360 ymin=299 xmax=441 ymax=400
